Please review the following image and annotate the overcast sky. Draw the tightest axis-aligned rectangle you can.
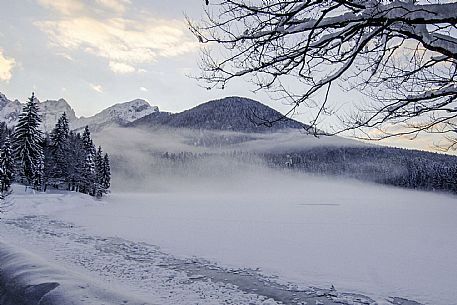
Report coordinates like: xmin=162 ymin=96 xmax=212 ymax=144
xmin=0 ymin=0 xmax=286 ymax=117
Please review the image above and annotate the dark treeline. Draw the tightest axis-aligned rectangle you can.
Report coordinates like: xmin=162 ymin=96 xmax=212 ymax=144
xmin=262 ymin=147 xmax=457 ymax=193
xmin=0 ymin=93 xmax=110 ymax=197
xmin=160 ymin=146 xmax=457 ymax=194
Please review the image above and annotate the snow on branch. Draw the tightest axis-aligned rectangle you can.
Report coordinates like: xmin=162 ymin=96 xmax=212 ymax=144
xmin=189 ymin=0 xmax=457 ymax=142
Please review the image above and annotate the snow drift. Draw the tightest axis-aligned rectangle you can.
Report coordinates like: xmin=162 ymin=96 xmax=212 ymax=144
xmin=0 ymin=240 xmax=151 ymax=305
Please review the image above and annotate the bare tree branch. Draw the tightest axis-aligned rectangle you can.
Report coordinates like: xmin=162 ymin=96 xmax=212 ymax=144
xmin=189 ymin=0 xmax=457 ymax=147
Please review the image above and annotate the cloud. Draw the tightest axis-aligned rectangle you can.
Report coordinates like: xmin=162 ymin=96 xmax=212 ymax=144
xmin=140 ymin=87 xmax=148 ymax=92
xmin=0 ymin=49 xmax=16 ymax=82
xmin=361 ymin=122 xmax=454 ymax=153
xmin=90 ymin=83 xmax=104 ymax=93
xmin=95 ymin=0 xmax=131 ymax=14
xmin=109 ymin=61 xmax=135 ymax=74
xmin=37 ymin=0 xmax=130 ymax=15
xmin=35 ymin=0 xmax=198 ymax=75
xmin=36 ymin=0 xmax=85 ymax=15
xmin=57 ymin=52 xmax=74 ymax=61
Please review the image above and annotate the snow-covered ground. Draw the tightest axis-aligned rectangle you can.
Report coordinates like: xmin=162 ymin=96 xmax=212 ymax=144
xmin=1 ymin=173 xmax=457 ymax=305
xmin=0 ymin=239 xmax=152 ymax=305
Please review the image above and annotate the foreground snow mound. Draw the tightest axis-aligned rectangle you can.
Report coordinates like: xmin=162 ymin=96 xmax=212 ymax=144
xmin=0 ymin=241 xmax=151 ymax=305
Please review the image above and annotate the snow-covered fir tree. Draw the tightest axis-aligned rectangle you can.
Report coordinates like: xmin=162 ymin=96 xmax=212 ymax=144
xmin=0 ymin=122 xmax=10 ymax=144
xmin=82 ymin=126 xmax=95 ymax=154
xmin=34 ymin=149 xmax=45 ymax=191
xmin=94 ymin=146 xmax=104 ymax=197
xmin=83 ymin=152 xmax=96 ymax=195
xmin=0 ymin=135 xmax=14 ymax=192
xmin=67 ymin=131 xmax=86 ymax=192
xmin=95 ymin=146 xmax=103 ymax=179
xmin=51 ymin=112 xmax=70 ymax=148
xmin=102 ymin=153 xmax=111 ymax=191
xmin=81 ymin=126 xmax=96 ymax=195
xmin=48 ymin=112 xmax=70 ymax=187
xmin=12 ymin=93 xmax=44 ymax=189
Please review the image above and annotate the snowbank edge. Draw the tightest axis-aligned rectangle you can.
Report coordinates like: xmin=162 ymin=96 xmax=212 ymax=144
xmin=0 ymin=240 xmax=152 ymax=305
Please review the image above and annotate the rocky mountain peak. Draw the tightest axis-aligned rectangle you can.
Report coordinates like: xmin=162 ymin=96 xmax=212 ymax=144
xmin=0 ymin=92 xmax=159 ymax=133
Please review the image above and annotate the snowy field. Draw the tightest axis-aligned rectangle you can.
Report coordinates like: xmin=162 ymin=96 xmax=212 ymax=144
xmin=1 ymin=170 xmax=457 ymax=305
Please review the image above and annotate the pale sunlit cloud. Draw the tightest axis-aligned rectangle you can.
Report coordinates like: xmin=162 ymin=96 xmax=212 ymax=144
xmin=35 ymin=0 xmax=199 ymax=75
xmin=90 ymin=83 xmax=104 ymax=93
xmin=36 ymin=0 xmax=85 ymax=15
xmin=109 ymin=61 xmax=136 ymax=74
xmin=57 ymin=52 xmax=74 ymax=61
xmin=95 ymin=0 xmax=131 ymax=14
xmin=362 ymin=122 xmax=455 ymax=153
xmin=140 ymin=87 xmax=148 ymax=92
xmin=0 ymin=49 xmax=16 ymax=82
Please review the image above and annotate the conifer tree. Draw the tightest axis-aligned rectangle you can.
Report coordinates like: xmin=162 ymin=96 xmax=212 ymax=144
xmin=81 ymin=126 xmax=96 ymax=194
xmin=0 ymin=122 xmax=10 ymax=145
xmin=43 ymin=135 xmax=53 ymax=191
xmin=94 ymin=146 xmax=104 ymax=197
xmin=0 ymin=135 xmax=14 ymax=192
xmin=49 ymin=112 xmax=70 ymax=187
xmin=102 ymin=153 xmax=111 ymax=191
xmin=12 ymin=93 xmax=44 ymax=189
xmin=82 ymin=126 xmax=95 ymax=153
xmin=67 ymin=132 xmax=85 ymax=192
xmin=82 ymin=152 xmax=96 ymax=195
xmin=34 ymin=149 xmax=45 ymax=191
xmin=95 ymin=146 xmax=103 ymax=178
xmin=51 ymin=112 xmax=69 ymax=147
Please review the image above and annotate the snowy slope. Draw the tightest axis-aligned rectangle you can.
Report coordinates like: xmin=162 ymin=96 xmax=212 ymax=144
xmin=72 ymin=99 xmax=159 ymax=132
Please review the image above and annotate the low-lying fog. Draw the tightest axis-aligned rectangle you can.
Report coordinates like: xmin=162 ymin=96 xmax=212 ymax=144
xmin=63 ymin=126 xmax=457 ymax=305
xmin=92 ymin=127 xmax=365 ymax=192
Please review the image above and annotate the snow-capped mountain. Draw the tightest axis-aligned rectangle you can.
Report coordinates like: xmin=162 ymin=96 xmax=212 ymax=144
xmin=40 ymin=98 xmax=78 ymax=132
xmin=72 ymin=99 xmax=159 ymax=132
xmin=0 ymin=92 xmax=23 ymax=126
xmin=0 ymin=92 xmax=159 ymax=132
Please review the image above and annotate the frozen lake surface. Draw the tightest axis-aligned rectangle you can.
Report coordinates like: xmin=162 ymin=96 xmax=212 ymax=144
xmin=1 ymin=174 xmax=456 ymax=305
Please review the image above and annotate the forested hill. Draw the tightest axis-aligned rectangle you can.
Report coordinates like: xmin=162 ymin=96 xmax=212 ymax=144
xmin=130 ymin=96 xmax=309 ymax=132
xmin=157 ymin=145 xmax=457 ymax=194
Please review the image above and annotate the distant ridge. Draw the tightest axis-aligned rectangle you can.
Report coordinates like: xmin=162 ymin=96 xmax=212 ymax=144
xmin=0 ymin=92 xmax=158 ymax=132
xmin=0 ymin=93 xmax=307 ymax=133
xmin=130 ymin=96 xmax=309 ymax=132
